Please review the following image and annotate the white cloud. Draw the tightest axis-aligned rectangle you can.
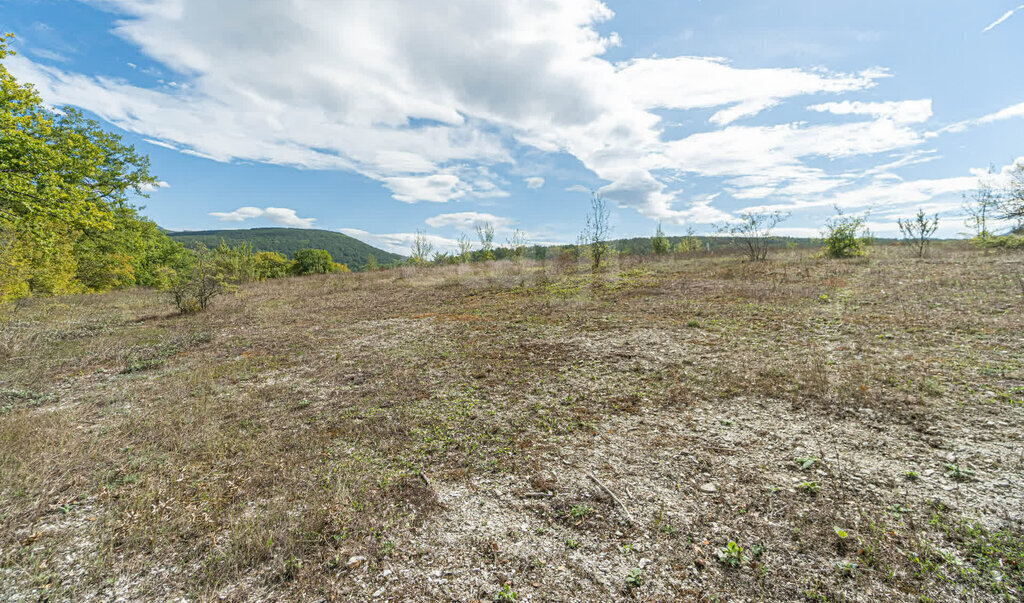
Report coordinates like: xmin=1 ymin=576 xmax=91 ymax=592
xmin=139 ymin=180 xmax=170 ymax=192
xmin=425 ymin=212 xmax=515 ymax=230
xmin=939 ymin=100 xmax=1024 ymax=134
xmin=983 ymin=4 xmax=1024 ymax=32
xmin=525 ymin=177 xmax=545 ymax=189
xmin=808 ymin=100 xmax=933 ymax=124
xmin=339 ymin=228 xmax=457 ymax=254
xmin=209 ymin=206 xmax=316 ymax=228
xmin=2 ymin=0 xmax=952 ymax=223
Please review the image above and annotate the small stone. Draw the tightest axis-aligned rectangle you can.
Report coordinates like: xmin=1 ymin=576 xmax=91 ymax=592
xmin=638 ymin=558 xmax=652 ymax=569
xmin=347 ymin=555 xmax=366 ymax=569
xmin=700 ymin=483 xmax=718 ymax=493
xmin=372 ymin=588 xmax=385 ymax=598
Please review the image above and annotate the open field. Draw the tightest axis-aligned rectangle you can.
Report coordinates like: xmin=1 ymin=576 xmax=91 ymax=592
xmin=1 ymin=245 xmax=1023 ymax=602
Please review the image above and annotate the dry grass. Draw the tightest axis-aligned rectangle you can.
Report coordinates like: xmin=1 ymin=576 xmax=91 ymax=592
xmin=1 ymin=244 xmax=1023 ymax=601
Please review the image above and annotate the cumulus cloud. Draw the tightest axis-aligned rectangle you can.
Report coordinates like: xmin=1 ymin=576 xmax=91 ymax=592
xmin=3 ymin=0 xmax=963 ymax=223
xmin=339 ymin=228 xmax=457 ymax=254
xmin=525 ymin=177 xmax=545 ymax=189
xmin=425 ymin=212 xmax=515 ymax=230
xmin=209 ymin=206 xmax=316 ymax=228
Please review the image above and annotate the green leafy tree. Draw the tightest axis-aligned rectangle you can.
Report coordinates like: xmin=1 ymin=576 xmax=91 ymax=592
xmin=364 ymin=253 xmax=379 ymax=271
xmin=409 ymin=231 xmax=434 ymax=265
xmin=651 ymin=223 xmax=670 ymax=255
xmin=291 ymin=248 xmax=340 ymax=275
xmin=1 ymin=33 xmax=160 ymax=299
xmin=476 ymin=223 xmax=495 ymax=261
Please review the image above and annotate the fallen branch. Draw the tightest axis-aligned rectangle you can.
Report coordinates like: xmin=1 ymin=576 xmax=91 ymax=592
xmin=587 ymin=471 xmax=634 ymax=526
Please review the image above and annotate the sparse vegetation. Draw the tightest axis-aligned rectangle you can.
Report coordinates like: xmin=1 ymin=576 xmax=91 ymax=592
xmin=898 ymin=209 xmax=940 ymax=258
xmin=579 ymin=191 xmax=611 ymax=270
xmin=2 ymin=242 xmax=1022 ymax=601
xmin=719 ymin=211 xmax=788 ymax=261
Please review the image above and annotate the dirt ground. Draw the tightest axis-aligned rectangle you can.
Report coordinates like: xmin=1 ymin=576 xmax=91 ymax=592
xmin=1 ymin=245 xmax=1022 ymax=601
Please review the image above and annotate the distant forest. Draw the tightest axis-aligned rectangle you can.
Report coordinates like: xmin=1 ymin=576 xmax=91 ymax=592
xmin=168 ymin=228 xmax=403 ymax=270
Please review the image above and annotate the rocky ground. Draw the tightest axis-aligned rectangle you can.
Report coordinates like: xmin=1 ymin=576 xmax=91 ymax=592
xmin=1 ymin=245 xmax=1022 ymax=601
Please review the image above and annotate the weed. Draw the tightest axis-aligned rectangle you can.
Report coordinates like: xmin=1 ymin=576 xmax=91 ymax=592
xmin=625 ymin=568 xmax=644 ymax=590
xmin=795 ymin=456 xmax=817 ymax=471
xmin=495 ymin=583 xmax=517 ymax=601
xmin=797 ymin=481 xmax=820 ymax=495
xmin=944 ymin=463 xmax=974 ymax=482
xmin=569 ymin=504 xmax=594 ymax=518
xmin=717 ymin=541 xmax=748 ymax=568
xmin=565 ymin=539 xmax=580 ymax=550
xmin=835 ymin=561 xmax=858 ymax=578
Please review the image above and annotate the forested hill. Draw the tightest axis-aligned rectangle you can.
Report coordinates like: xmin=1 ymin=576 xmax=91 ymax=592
xmin=168 ymin=228 xmax=404 ymax=269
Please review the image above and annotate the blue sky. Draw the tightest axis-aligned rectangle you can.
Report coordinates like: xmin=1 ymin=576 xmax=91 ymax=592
xmin=3 ymin=0 xmax=1023 ymax=252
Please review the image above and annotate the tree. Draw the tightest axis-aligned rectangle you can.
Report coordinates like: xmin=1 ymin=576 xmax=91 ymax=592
xmin=718 ymin=211 xmax=787 ymax=261
xmin=897 ymin=209 xmax=939 ymax=258
xmin=365 ymin=254 xmax=379 ymax=271
xmin=476 ymin=223 xmax=495 ymax=261
xmin=2 ymin=33 xmax=163 ymax=300
xmin=651 ymin=223 xmax=670 ymax=255
xmin=999 ymin=161 xmax=1024 ymax=230
xmin=170 ymin=244 xmax=227 ymax=314
xmin=963 ymin=170 xmax=1001 ymax=238
xmin=580 ymin=191 xmax=611 ymax=270
xmin=457 ymin=232 xmax=473 ymax=263
xmin=409 ymin=231 xmax=434 ymax=265
xmin=292 ymin=248 xmax=340 ymax=275
xmin=822 ymin=208 xmax=869 ymax=258
xmin=506 ymin=228 xmax=527 ymax=262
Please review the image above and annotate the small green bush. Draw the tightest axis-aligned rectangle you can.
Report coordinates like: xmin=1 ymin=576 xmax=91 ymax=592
xmin=822 ymin=210 xmax=868 ymax=258
xmin=292 ymin=248 xmax=343 ymax=275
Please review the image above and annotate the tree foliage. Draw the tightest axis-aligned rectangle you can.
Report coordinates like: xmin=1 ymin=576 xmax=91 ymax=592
xmin=822 ymin=209 xmax=869 ymax=258
xmin=0 ymin=33 xmax=182 ymax=301
xmin=651 ymin=223 xmax=670 ymax=255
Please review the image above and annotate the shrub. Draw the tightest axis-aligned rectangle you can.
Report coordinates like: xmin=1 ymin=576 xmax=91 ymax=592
xmin=718 ymin=211 xmax=787 ymax=261
xmin=897 ymin=209 xmax=939 ymax=258
xmin=292 ymin=248 xmax=341 ymax=275
xmin=170 ymin=245 xmax=227 ymax=313
xmin=212 ymin=240 xmax=257 ymax=284
xmin=254 ymin=251 xmax=291 ymax=280
xmin=822 ymin=209 xmax=869 ymax=258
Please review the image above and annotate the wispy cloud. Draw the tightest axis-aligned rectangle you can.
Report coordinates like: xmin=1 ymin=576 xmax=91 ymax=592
xmin=339 ymin=228 xmax=456 ymax=254
xmin=936 ymin=99 xmax=1024 ymax=134
xmin=983 ymin=4 xmax=1024 ymax=32
xmin=209 ymin=206 xmax=316 ymax=228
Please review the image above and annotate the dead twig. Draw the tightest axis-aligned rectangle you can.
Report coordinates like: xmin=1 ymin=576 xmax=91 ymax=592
xmin=587 ymin=472 xmax=634 ymax=526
